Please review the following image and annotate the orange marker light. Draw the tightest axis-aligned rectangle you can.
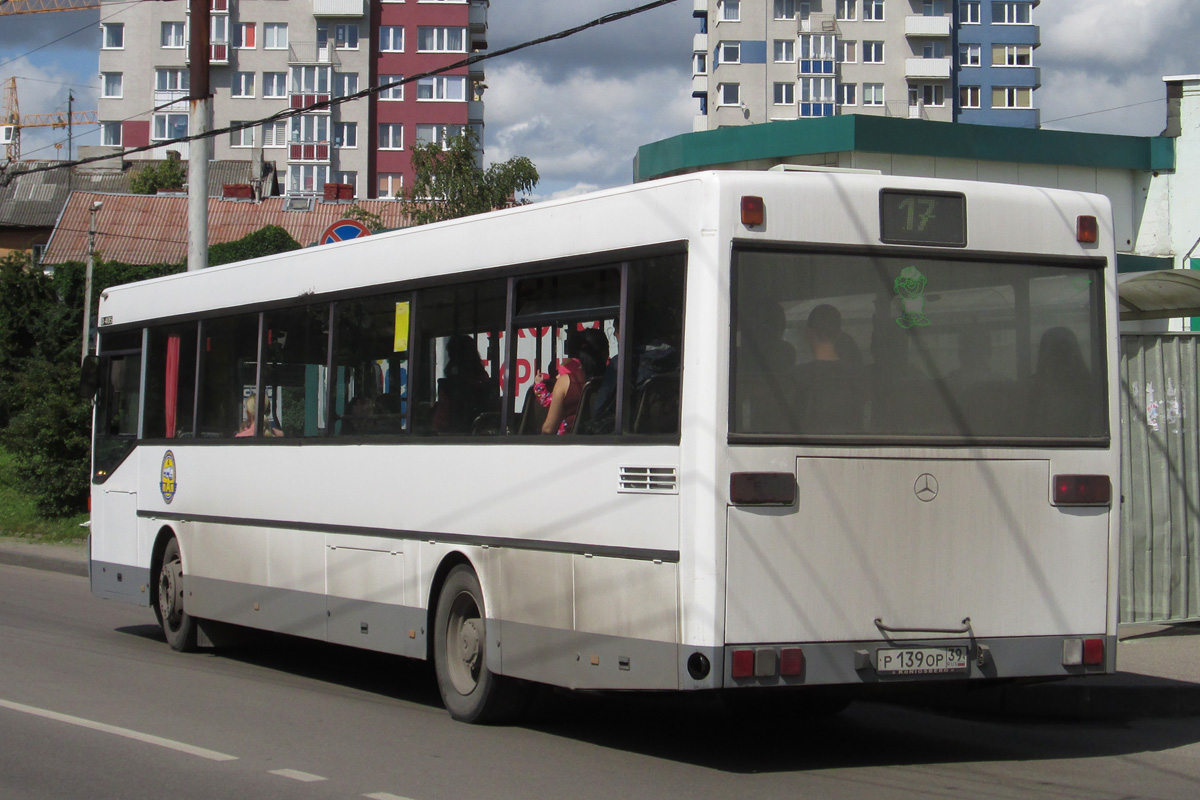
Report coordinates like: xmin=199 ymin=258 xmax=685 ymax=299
xmin=741 ymin=196 xmax=765 ymax=227
xmin=1077 ymin=215 xmax=1098 ymax=244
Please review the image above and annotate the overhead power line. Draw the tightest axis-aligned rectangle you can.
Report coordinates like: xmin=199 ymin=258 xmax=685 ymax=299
xmin=1 ymin=0 xmax=682 ymax=186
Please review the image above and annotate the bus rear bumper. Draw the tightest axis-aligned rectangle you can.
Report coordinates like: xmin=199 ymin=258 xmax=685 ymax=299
xmin=717 ymin=634 xmax=1117 ymax=689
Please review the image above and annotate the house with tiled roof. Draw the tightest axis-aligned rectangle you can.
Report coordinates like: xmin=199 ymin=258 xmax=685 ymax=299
xmin=0 ymin=148 xmax=278 ymax=260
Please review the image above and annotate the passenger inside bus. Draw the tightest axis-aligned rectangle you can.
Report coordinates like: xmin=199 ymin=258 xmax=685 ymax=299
xmin=797 ymin=303 xmax=865 ymax=433
xmin=737 ymin=301 xmax=800 ymax=432
xmin=1031 ymin=326 xmax=1093 ymax=436
xmin=433 ymin=335 xmax=497 ymax=434
xmin=534 ymin=328 xmax=608 ymax=435
xmin=235 ymin=393 xmax=284 ymax=437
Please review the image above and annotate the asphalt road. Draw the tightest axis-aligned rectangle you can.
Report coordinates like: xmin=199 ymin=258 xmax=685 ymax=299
xmin=3 ymin=562 xmax=1200 ymax=800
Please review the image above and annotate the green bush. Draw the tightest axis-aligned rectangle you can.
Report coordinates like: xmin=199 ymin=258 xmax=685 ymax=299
xmin=129 ymin=159 xmax=187 ymax=195
xmin=208 ymin=225 xmax=300 ymax=267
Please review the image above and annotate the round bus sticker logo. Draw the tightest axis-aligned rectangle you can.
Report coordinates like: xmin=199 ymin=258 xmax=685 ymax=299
xmin=160 ymin=450 xmax=177 ymax=504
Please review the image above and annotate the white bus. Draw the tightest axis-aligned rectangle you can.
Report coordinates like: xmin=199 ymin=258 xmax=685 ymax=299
xmin=88 ymin=170 xmax=1119 ymax=722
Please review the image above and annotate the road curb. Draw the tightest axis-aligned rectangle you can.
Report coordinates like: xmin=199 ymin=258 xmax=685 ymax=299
xmin=0 ymin=546 xmax=89 ymax=578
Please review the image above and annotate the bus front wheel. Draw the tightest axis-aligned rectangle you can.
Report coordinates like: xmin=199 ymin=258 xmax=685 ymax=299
xmin=432 ymin=564 xmax=527 ymax=723
xmin=154 ymin=537 xmax=198 ymax=652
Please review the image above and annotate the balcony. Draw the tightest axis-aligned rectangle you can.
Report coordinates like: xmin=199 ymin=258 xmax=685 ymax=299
xmin=290 ymin=93 xmax=332 ymax=112
xmin=289 ymin=141 xmax=331 ymax=162
xmin=153 ymin=90 xmax=189 ymax=109
xmin=470 ymin=1 xmax=488 ymax=49
xmin=468 ymin=99 xmax=484 ymax=123
xmin=312 ymin=0 xmax=363 ymax=16
xmin=693 ymin=32 xmax=707 ymax=54
xmin=904 ymin=15 xmax=951 ymax=37
xmin=799 ymin=58 xmax=835 ymax=75
xmin=289 ymin=42 xmax=341 ymax=66
xmin=801 ymin=13 xmax=838 ymax=33
xmin=692 ymin=74 xmax=708 ymax=97
xmin=694 ymin=0 xmax=705 ymax=17
xmin=905 ymin=57 xmax=951 ymax=80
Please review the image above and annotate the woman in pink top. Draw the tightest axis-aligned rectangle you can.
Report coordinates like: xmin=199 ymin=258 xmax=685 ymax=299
xmin=533 ymin=328 xmax=609 ymax=435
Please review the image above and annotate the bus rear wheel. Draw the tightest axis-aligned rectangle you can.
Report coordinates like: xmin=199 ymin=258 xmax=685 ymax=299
xmin=433 ymin=564 xmax=528 ymax=723
xmin=154 ymin=537 xmax=197 ymax=652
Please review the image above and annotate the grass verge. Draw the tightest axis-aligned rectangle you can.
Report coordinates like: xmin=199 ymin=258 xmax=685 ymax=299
xmin=0 ymin=447 xmax=89 ymax=542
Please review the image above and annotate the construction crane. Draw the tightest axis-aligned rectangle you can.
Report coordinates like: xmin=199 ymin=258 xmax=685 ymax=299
xmin=3 ymin=77 xmax=98 ymax=160
xmin=0 ymin=0 xmax=101 ymax=15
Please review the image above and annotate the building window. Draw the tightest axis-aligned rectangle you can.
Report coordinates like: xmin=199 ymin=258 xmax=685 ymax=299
xmin=720 ymin=0 xmax=740 ymax=22
xmin=837 ymin=0 xmax=856 ymax=21
xmin=289 ymin=165 xmax=329 ymax=195
xmin=863 ymin=41 xmax=884 ymax=63
xmin=230 ymin=122 xmax=254 ymax=148
xmin=800 ymin=34 xmax=835 ymax=60
xmin=416 ymin=75 xmax=466 ymax=101
xmin=232 ymin=72 xmax=255 ymax=98
xmin=100 ymin=121 xmax=121 ymax=146
xmin=863 ymin=0 xmax=883 ymax=21
xmin=960 ymin=1 xmax=980 ymax=24
xmin=418 ymin=26 xmax=466 ymax=52
xmin=774 ymin=40 xmax=794 ymax=63
xmin=334 ymin=72 xmax=359 ymax=98
xmin=235 ymin=22 xmax=256 ymax=49
xmin=773 ymin=82 xmax=795 ymax=105
xmin=291 ymin=115 xmax=329 ymax=147
xmin=334 ymin=122 xmax=357 ymax=148
xmin=774 ymin=0 xmax=796 ymax=20
xmin=101 ymin=72 xmax=122 ymax=99
xmin=333 ymin=23 xmax=359 ymax=50
xmin=922 ymin=41 xmax=946 ymax=59
xmin=694 ymin=53 xmax=708 ymax=73
xmin=801 ymin=77 xmax=834 ymax=102
xmin=160 ymin=21 xmax=184 ymax=49
xmin=993 ymin=2 xmax=1032 ymax=24
xmin=264 ymin=72 xmax=287 ymax=98
xmin=993 ymin=86 xmax=1032 ymax=108
xmin=959 ymin=44 xmax=980 ymax=66
xmin=718 ymin=82 xmax=740 ymax=105
xmin=263 ymin=121 xmax=287 ymax=148
xmin=102 ymin=23 xmax=124 ymax=49
xmin=863 ymin=83 xmax=884 ymax=106
xmin=156 ymin=69 xmax=189 ymax=92
xmin=993 ymin=44 xmax=1033 ymax=67
xmin=379 ymin=123 xmax=404 ymax=149
xmin=719 ymin=41 xmax=740 ymax=64
xmin=380 ymin=26 xmax=405 ymax=52
xmin=291 ymin=66 xmax=330 ymax=94
xmin=264 ymin=23 xmax=288 ymax=50
xmin=332 ymin=172 xmax=356 ymax=192
xmin=379 ymin=75 xmax=404 ymax=101
xmin=153 ymin=113 xmax=188 ymax=141
xmin=378 ymin=173 xmax=403 ymax=199
xmin=909 ymin=84 xmax=945 ymax=107
xmin=416 ymin=123 xmax=465 ymax=148
xmin=960 ymin=86 xmax=981 ymax=109
xmin=839 ymin=40 xmax=856 ymax=63
xmin=838 ymin=83 xmax=856 ymax=106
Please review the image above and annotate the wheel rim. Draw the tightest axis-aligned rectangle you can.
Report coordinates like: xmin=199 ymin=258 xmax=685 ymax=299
xmin=158 ymin=557 xmax=184 ymax=632
xmin=445 ymin=590 xmax=483 ymax=696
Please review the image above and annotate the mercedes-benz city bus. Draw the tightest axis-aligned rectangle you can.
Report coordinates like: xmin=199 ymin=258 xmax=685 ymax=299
xmin=87 ymin=169 xmax=1119 ymax=722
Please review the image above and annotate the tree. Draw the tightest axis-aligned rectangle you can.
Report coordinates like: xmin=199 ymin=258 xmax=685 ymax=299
xmin=400 ymin=127 xmax=538 ymax=226
xmin=129 ymin=158 xmax=187 ymax=194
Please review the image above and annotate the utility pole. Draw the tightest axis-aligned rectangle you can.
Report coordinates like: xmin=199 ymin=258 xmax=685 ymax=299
xmin=188 ymin=0 xmax=210 ymax=271
xmin=81 ymin=200 xmax=101 ymax=363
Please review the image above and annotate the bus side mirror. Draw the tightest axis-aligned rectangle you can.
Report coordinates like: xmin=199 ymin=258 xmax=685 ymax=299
xmin=80 ymin=355 xmax=101 ymax=400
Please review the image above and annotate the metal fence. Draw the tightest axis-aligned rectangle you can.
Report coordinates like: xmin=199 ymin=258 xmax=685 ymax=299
xmin=1120 ymin=334 xmax=1200 ymax=624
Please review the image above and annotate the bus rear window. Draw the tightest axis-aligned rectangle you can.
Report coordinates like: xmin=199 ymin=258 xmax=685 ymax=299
xmin=730 ymin=248 xmax=1108 ymax=443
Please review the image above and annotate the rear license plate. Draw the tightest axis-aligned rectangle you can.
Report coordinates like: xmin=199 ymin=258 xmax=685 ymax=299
xmin=876 ymin=646 xmax=970 ymax=675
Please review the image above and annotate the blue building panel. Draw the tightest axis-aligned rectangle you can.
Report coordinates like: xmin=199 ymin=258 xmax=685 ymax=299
xmin=953 ymin=0 xmax=1041 ymax=126
xmin=741 ymin=40 xmax=767 ymax=64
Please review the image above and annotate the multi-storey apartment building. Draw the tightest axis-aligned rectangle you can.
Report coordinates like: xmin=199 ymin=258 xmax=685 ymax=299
xmin=97 ymin=0 xmax=488 ymax=199
xmin=692 ymin=0 xmax=1038 ymax=131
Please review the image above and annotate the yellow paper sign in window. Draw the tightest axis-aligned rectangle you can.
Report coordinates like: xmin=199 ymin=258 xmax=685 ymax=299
xmin=394 ymin=301 xmax=410 ymax=352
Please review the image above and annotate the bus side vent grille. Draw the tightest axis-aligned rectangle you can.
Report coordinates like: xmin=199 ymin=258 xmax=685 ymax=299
xmin=619 ymin=466 xmax=678 ymax=494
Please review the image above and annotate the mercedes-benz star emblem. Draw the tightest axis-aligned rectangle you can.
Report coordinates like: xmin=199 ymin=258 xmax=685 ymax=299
xmin=914 ymin=473 xmax=939 ymax=502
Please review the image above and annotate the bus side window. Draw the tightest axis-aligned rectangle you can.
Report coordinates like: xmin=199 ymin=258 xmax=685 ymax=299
xmin=625 ymin=255 xmax=685 ymax=435
xmin=197 ymin=314 xmax=260 ymax=438
xmin=333 ymin=293 xmax=411 ymax=437
xmin=93 ymin=347 xmax=142 ymax=480
xmin=143 ymin=323 xmax=199 ymax=439
xmin=262 ymin=304 xmax=330 ymax=437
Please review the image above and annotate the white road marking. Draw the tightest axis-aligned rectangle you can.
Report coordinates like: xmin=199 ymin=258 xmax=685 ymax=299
xmin=269 ymin=768 xmax=328 ymax=782
xmin=0 ymin=697 xmax=238 ymax=762
xmin=364 ymin=794 xmax=415 ymax=800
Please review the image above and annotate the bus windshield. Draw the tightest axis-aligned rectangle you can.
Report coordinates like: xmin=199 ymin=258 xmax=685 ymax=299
xmin=731 ymin=247 xmax=1109 ymax=443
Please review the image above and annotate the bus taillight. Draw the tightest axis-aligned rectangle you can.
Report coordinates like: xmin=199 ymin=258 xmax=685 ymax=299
xmin=730 ymin=472 xmax=796 ymax=506
xmin=1063 ymin=638 xmax=1105 ymax=666
xmin=741 ymin=196 xmax=765 ymax=227
xmin=731 ymin=648 xmax=755 ymax=678
xmin=1052 ymin=475 xmax=1111 ymax=507
xmin=1077 ymin=215 xmax=1098 ymax=243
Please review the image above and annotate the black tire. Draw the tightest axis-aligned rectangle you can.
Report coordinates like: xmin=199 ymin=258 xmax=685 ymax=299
xmin=432 ymin=564 xmax=528 ymax=723
xmin=154 ymin=537 xmax=198 ymax=652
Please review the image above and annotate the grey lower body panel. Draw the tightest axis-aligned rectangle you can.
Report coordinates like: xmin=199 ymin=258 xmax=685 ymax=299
xmin=723 ymin=634 xmax=1117 ymax=688
xmin=90 ymin=560 xmax=152 ymax=607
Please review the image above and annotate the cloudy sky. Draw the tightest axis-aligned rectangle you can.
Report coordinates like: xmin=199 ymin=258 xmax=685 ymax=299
xmin=2 ymin=0 xmax=1198 ymax=199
